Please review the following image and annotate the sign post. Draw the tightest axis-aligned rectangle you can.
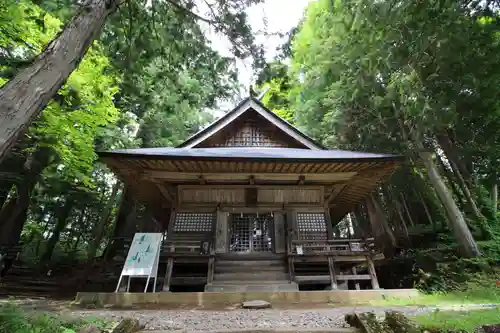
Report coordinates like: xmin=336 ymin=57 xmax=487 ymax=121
xmin=115 ymin=233 xmax=162 ymax=293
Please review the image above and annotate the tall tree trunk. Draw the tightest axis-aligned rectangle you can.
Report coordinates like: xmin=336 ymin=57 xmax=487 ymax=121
xmin=0 ymin=185 xmax=31 ymax=246
xmin=400 ymin=193 xmax=415 ymax=227
xmin=491 ymin=172 xmax=498 ymax=216
xmin=87 ymin=182 xmax=121 ymax=261
xmin=419 ymin=151 xmax=480 ymax=257
xmin=41 ymin=197 xmax=74 ymax=263
xmin=437 ymin=132 xmax=473 ymax=188
xmin=0 ymin=181 xmax=12 ymax=210
xmin=394 ymin=200 xmax=410 ymax=241
xmin=104 ymin=186 xmax=137 ymax=260
xmin=416 ymin=190 xmax=435 ymax=229
xmin=0 ymin=148 xmax=52 ymax=245
xmin=365 ymin=194 xmax=396 ymax=250
xmin=435 ymin=152 xmax=466 ymax=207
xmin=353 ymin=206 xmax=369 ymax=237
xmin=0 ymin=0 xmax=119 ymax=162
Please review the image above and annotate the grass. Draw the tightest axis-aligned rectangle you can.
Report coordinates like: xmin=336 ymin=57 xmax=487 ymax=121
xmin=0 ymin=303 xmax=114 ymax=333
xmin=370 ymin=276 xmax=500 ymax=307
xmin=412 ymin=307 xmax=500 ymax=332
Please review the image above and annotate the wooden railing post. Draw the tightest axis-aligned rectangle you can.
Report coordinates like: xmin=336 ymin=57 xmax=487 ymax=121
xmin=206 ymin=243 xmax=215 ymax=285
xmin=366 ymin=255 xmax=380 ymax=289
xmin=163 ymin=244 xmax=175 ymax=292
xmin=327 ymin=256 xmax=338 ymax=290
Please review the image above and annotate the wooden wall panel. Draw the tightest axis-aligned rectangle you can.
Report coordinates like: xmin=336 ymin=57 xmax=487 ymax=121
xmin=258 ymin=187 xmax=323 ymax=205
xmin=179 ymin=187 xmax=245 ymax=205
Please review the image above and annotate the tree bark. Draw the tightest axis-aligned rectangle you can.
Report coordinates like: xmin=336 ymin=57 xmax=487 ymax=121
xmin=0 ymin=148 xmax=52 ymax=245
xmin=400 ymin=193 xmax=415 ymax=227
xmin=436 ymin=132 xmax=473 ymax=189
xmin=103 ymin=185 xmax=137 ymax=260
xmin=0 ymin=0 xmax=119 ymax=162
xmin=491 ymin=174 xmax=498 ymax=216
xmin=435 ymin=152 xmax=466 ymax=207
xmin=416 ymin=190 xmax=435 ymax=229
xmin=365 ymin=194 xmax=396 ymax=249
xmin=87 ymin=182 xmax=121 ymax=261
xmin=419 ymin=151 xmax=481 ymax=257
xmin=41 ymin=197 xmax=74 ymax=263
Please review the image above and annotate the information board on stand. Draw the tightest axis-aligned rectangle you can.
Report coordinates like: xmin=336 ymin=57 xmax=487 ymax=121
xmin=115 ymin=233 xmax=163 ymax=293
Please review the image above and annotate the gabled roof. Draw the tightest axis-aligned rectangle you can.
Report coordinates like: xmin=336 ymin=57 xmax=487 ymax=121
xmin=177 ymin=97 xmax=325 ymax=150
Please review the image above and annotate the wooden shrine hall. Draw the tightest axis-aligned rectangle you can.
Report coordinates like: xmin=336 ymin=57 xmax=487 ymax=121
xmin=98 ymin=97 xmax=404 ymax=293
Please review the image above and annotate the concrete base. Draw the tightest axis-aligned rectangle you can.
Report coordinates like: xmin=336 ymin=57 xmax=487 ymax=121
xmin=75 ymin=289 xmax=420 ymax=308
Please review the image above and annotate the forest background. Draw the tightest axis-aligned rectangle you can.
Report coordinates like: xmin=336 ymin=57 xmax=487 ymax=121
xmin=0 ymin=0 xmax=499 ymax=293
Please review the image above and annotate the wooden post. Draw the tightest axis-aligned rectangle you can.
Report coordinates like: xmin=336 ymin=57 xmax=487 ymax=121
xmin=327 ymin=256 xmax=338 ymax=290
xmin=352 ymin=266 xmax=361 ymax=290
xmin=274 ymin=212 xmax=286 ymax=253
xmin=207 ymin=256 xmax=215 ymax=285
xmin=163 ymin=257 xmax=174 ymax=292
xmin=207 ymin=241 xmax=215 ymax=285
xmin=215 ymin=211 xmax=228 ymax=253
xmin=366 ymin=256 xmax=380 ymax=289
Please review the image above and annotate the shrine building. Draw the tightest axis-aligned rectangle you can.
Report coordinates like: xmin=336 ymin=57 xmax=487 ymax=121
xmin=97 ymin=96 xmax=403 ymax=293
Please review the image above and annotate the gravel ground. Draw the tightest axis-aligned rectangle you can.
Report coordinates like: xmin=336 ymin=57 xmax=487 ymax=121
xmin=4 ymin=298 xmax=496 ymax=332
xmin=68 ymin=305 xmax=481 ymax=332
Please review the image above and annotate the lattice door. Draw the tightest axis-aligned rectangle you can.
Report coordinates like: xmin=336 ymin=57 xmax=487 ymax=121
xmin=173 ymin=212 xmax=215 ymax=232
xmin=296 ymin=212 xmax=328 ymax=241
xmin=229 ymin=213 xmax=273 ymax=252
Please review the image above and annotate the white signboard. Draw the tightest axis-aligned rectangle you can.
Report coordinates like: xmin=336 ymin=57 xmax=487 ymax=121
xmin=115 ymin=233 xmax=162 ymax=293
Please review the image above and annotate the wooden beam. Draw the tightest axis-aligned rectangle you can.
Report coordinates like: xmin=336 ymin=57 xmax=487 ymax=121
xmin=143 ymin=171 xmax=357 ymax=183
xmin=325 ymin=184 xmax=347 ymax=207
xmin=156 ymin=184 xmax=173 ymax=202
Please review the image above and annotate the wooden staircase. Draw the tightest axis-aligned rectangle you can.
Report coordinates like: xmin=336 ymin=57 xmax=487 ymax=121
xmin=205 ymin=254 xmax=298 ymax=292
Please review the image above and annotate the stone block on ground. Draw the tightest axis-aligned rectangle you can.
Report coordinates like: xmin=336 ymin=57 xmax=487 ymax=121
xmin=111 ymin=318 xmax=144 ymax=333
xmin=483 ymin=324 xmax=500 ymax=333
xmin=77 ymin=325 xmax=102 ymax=333
xmin=242 ymin=300 xmax=271 ymax=309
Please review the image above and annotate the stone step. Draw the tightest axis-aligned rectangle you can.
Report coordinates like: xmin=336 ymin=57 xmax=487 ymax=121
xmin=216 ymin=260 xmax=285 ymax=267
xmin=214 ymin=272 xmax=289 ymax=281
xmin=210 ymin=279 xmax=291 ymax=285
xmin=215 ymin=264 xmax=286 ymax=273
xmin=205 ymin=282 xmax=298 ymax=292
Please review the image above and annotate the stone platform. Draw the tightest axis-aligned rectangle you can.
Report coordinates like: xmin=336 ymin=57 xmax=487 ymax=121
xmin=75 ymin=289 xmax=420 ymax=308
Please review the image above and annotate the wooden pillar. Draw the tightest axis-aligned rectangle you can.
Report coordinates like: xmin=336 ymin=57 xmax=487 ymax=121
xmin=327 ymin=256 xmax=338 ymax=290
xmin=366 ymin=256 xmax=380 ymax=289
xmin=207 ymin=256 xmax=215 ymax=285
xmin=215 ymin=210 xmax=228 ymax=253
xmin=352 ymin=266 xmax=361 ymax=290
xmin=273 ymin=212 xmax=286 ymax=253
xmin=286 ymin=211 xmax=297 ymax=282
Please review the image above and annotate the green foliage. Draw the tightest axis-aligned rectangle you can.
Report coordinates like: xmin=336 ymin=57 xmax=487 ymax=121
xmin=413 ymin=308 xmax=500 ymax=332
xmin=0 ymin=303 xmax=113 ymax=333
xmin=1 ymin=0 xmax=119 ymax=185
xmin=256 ymin=62 xmax=295 ymax=123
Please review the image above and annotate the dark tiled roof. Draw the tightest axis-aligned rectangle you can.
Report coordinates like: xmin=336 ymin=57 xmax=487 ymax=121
xmin=98 ymin=147 xmax=403 ymax=162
